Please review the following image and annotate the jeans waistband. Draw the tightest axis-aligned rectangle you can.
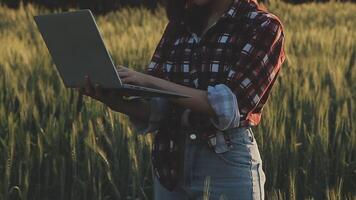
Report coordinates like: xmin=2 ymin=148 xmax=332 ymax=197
xmin=182 ymin=124 xmax=252 ymax=146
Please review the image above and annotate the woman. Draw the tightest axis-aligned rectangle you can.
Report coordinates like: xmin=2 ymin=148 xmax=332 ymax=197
xmin=78 ymin=0 xmax=286 ymax=199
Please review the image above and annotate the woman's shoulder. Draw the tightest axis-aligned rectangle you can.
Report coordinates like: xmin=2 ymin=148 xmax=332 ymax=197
xmin=245 ymin=9 xmax=285 ymax=32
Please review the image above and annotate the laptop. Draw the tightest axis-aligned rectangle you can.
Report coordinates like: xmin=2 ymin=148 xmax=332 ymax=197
xmin=33 ymin=9 xmax=191 ymax=99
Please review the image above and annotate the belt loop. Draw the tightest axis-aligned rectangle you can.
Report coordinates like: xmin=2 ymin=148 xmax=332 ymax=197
xmin=223 ymin=131 xmax=233 ymax=149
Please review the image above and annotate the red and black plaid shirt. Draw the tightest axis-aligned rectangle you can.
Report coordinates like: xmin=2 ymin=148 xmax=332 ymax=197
xmin=145 ymin=0 xmax=286 ymax=127
xmin=145 ymin=0 xmax=286 ymax=190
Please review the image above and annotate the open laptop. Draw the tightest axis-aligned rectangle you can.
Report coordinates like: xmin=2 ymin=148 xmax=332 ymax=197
xmin=33 ymin=9 xmax=191 ymax=98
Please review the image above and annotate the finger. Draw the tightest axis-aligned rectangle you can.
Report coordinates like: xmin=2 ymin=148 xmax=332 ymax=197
xmin=85 ymin=76 xmax=94 ymax=94
xmin=94 ymin=84 xmax=104 ymax=98
xmin=116 ymin=65 xmax=128 ymax=72
xmin=118 ymin=71 xmax=130 ymax=77
xmin=121 ymin=76 xmax=134 ymax=84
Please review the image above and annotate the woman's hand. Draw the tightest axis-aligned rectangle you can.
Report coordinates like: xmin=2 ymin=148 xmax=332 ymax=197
xmin=76 ymin=75 xmax=151 ymax=119
xmin=117 ymin=65 xmax=152 ymax=87
xmin=77 ymin=75 xmax=125 ymax=109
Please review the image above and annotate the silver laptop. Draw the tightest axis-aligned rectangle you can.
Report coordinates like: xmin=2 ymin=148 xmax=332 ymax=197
xmin=33 ymin=9 xmax=191 ymax=98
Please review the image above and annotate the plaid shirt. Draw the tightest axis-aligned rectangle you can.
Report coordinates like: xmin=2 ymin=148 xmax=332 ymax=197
xmin=128 ymin=0 xmax=286 ymax=190
xmin=145 ymin=0 xmax=285 ymax=126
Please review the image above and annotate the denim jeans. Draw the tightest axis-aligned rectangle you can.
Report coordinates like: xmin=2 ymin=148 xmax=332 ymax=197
xmin=153 ymin=126 xmax=266 ymax=200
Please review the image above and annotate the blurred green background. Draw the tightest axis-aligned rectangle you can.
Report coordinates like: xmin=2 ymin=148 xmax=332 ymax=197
xmin=0 ymin=0 xmax=355 ymax=200
xmin=0 ymin=0 xmax=354 ymax=13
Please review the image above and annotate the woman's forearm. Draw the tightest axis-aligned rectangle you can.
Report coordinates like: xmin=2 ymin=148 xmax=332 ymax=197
xmin=147 ymin=76 xmax=217 ymax=118
xmin=107 ymin=97 xmax=151 ymax=122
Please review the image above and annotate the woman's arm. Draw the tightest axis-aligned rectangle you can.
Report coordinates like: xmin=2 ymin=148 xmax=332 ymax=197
xmin=108 ymin=97 xmax=151 ymax=122
xmin=117 ymin=66 xmax=218 ymax=119
xmin=148 ymin=76 xmax=217 ymax=118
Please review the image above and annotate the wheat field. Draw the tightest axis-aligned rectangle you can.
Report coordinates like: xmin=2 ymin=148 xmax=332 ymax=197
xmin=0 ymin=1 xmax=355 ymax=200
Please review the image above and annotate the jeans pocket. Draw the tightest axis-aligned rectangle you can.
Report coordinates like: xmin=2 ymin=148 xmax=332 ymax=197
xmin=215 ymin=128 xmax=253 ymax=167
xmin=243 ymin=127 xmax=256 ymax=145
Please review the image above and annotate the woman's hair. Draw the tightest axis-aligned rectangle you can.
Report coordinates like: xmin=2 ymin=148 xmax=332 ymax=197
xmin=164 ymin=0 xmax=267 ymax=35
xmin=165 ymin=0 xmax=212 ymax=35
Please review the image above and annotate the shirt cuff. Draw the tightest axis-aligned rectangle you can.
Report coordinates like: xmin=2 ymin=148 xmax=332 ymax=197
xmin=128 ymin=97 xmax=171 ymax=135
xmin=207 ymin=84 xmax=241 ymax=131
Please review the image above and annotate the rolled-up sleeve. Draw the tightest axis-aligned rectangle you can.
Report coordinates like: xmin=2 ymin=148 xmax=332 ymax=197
xmin=206 ymin=84 xmax=241 ymax=131
xmin=128 ymin=97 xmax=171 ymax=135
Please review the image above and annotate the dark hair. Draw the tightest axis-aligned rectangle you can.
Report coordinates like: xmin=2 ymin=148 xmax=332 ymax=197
xmin=164 ymin=0 xmax=212 ymax=35
xmin=164 ymin=0 xmax=267 ymax=35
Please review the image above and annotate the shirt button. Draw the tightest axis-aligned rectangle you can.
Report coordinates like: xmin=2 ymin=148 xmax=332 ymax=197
xmin=190 ymin=133 xmax=197 ymax=140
